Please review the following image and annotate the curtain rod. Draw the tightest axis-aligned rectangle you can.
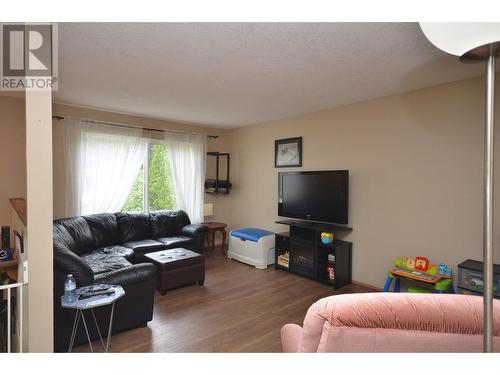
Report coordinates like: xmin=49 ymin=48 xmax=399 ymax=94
xmin=52 ymin=115 xmax=219 ymax=139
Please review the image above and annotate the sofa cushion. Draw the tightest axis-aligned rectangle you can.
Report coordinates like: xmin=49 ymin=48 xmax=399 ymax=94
xmin=84 ymin=213 xmax=119 ymax=247
xmin=122 ymin=239 xmax=165 ymax=254
xmin=115 ymin=212 xmax=151 ymax=243
xmin=55 ymin=217 xmax=96 ymax=255
xmin=157 ymin=235 xmax=195 ymax=249
xmin=149 ymin=210 xmax=182 ymax=238
xmin=87 ymin=245 xmax=134 ymax=259
xmin=93 ymin=263 xmax=157 ymax=286
xmin=81 ymin=251 xmax=132 ymax=275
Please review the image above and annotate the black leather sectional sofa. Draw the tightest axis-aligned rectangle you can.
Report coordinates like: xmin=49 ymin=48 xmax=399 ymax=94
xmin=53 ymin=210 xmax=208 ymax=352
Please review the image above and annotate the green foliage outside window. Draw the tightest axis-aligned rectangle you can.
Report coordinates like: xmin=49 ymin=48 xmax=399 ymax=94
xmin=122 ymin=166 xmax=144 ymax=212
xmin=122 ymin=143 xmax=176 ymax=212
xmin=149 ymin=144 xmax=176 ymax=210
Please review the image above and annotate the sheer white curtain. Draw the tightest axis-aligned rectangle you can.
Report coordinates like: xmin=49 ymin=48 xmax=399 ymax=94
xmin=164 ymin=132 xmax=207 ymax=223
xmin=60 ymin=118 xmax=147 ymax=216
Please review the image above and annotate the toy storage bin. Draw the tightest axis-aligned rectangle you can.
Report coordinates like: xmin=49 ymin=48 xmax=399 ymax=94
xmin=457 ymin=259 xmax=500 ymax=298
xmin=228 ymin=228 xmax=275 ymax=269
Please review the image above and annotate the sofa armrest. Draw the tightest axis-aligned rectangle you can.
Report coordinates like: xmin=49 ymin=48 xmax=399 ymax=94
xmin=181 ymin=223 xmax=208 ymax=238
xmin=181 ymin=224 xmax=209 ymax=255
xmin=94 ymin=263 xmax=157 ymax=287
xmin=53 ymin=244 xmax=94 ymax=286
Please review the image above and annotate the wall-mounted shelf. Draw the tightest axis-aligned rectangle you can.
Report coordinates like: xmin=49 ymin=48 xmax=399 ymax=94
xmin=205 ymin=152 xmax=231 ymax=194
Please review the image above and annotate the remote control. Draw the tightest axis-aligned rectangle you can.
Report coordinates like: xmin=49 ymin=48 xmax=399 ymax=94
xmin=78 ymin=290 xmax=115 ymax=300
xmin=88 ymin=286 xmax=111 ymax=293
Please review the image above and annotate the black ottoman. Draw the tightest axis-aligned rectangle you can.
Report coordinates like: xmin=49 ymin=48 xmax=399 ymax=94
xmin=143 ymin=248 xmax=205 ymax=295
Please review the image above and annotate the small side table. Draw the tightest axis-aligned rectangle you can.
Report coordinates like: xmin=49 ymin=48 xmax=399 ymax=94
xmin=61 ymin=284 xmax=125 ymax=352
xmin=203 ymin=222 xmax=228 ymax=256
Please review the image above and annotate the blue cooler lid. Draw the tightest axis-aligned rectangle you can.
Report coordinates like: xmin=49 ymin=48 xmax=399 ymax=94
xmin=231 ymin=228 xmax=274 ymax=242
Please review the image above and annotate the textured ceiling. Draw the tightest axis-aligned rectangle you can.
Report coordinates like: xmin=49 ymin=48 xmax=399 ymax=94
xmin=55 ymin=22 xmax=482 ymax=128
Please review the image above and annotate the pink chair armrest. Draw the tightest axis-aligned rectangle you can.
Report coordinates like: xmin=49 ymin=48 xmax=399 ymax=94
xmin=281 ymin=324 xmax=303 ymax=352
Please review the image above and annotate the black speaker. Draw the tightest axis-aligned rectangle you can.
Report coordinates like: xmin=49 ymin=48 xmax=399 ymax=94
xmin=1 ymin=226 xmax=10 ymax=249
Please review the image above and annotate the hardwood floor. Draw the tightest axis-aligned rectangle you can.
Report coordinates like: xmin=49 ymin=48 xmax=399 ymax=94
xmin=74 ymin=248 xmax=374 ymax=352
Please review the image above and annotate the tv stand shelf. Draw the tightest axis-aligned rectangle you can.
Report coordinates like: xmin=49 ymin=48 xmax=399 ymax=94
xmin=274 ymin=220 xmax=352 ymax=289
xmin=275 ymin=219 xmax=352 ymax=233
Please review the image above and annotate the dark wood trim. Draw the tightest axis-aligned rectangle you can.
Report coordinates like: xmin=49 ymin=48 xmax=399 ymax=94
xmin=351 ymin=279 xmax=382 ymax=292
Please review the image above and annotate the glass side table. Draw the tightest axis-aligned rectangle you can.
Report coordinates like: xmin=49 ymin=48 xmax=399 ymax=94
xmin=61 ymin=284 xmax=125 ymax=353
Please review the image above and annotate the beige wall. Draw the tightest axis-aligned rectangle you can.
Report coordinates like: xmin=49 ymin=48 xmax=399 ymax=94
xmin=227 ymin=77 xmax=500 ymax=289
xmin=51 ymin=103 xmax=232 ymax=223
xmin=0 ymin=95 xmax=26 ymax=226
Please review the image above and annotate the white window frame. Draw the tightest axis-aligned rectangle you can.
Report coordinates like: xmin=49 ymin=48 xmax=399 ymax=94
xmin=142 ymin=141 xmax=150 ymax=212
xmin=133 ymin=139 xmax=174 ymax=213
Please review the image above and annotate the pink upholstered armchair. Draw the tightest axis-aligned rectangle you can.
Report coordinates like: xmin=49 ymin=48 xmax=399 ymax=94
xmin=281 ymin=292 xmax=500 ymax=352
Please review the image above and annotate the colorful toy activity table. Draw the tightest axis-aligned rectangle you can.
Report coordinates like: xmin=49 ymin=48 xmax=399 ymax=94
xmin=384 ymin=267 xmax=454 ymax=293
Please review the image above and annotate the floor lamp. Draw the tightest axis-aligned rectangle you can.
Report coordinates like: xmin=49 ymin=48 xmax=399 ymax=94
xmin=420 ymin=23 xmax=500 ymax=353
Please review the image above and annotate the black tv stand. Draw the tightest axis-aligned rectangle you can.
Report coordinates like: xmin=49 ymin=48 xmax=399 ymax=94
xmin=274 ymin=219 xmax=352 ymax=289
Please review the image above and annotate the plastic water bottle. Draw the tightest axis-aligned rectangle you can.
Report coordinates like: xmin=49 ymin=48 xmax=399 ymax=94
xmin=64 ymin=274 xmax=77 ymax=303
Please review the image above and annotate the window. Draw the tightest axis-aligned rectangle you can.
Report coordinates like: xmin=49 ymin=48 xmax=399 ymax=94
xmin=122 ymin=143 xmax=176 ymax=212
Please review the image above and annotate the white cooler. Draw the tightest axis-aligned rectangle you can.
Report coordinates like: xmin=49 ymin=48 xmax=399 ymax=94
xmin=228 ymin=228 xmax=275 ymax=269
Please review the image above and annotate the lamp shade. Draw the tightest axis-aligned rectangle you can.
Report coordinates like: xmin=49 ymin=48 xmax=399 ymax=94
xmin=419 ymin=23 xmax=500 ymax=56
xmin=203 ymin=203 xmax=213 ymax=217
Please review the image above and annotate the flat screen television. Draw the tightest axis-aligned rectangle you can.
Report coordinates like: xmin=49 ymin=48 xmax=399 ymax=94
xmin=278 ymin=170 xmax=348 ymax=224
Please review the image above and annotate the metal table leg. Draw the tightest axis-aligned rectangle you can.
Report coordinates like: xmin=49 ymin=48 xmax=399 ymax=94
xmin=68 ymin=309 xmax=81 ymax=352
xmin=91 ymin=308 xmax=105 ymax=350
xmin=105 ymin=302 xmax=116 ymax=352
xmin=89 ymin=301 xmax=116 ymax=352
xmin=67 ymin=302 xmax=116 ymax=353
xmin=80 ymin=310 xmax=94 ymax=353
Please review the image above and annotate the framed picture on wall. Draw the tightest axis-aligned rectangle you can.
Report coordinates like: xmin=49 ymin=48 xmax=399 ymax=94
xmin=275 ymin=137 xmax=302 ymax=168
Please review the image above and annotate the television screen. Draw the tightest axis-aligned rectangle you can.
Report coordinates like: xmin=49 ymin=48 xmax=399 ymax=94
xmin=278 ymin=170 xmax=348 ymax=224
